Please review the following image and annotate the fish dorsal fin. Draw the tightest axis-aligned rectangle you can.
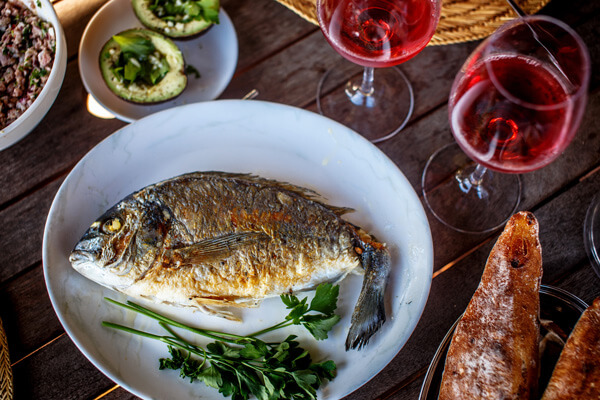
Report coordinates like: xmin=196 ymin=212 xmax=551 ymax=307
xmin=164 ymin=172 xmax=355 ymax=216
xmin=169 ymin=231 xmax=270 ymax=265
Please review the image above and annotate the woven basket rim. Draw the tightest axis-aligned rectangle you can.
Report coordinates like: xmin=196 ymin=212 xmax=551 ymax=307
xmin=1 ymin=317 xmax=13 ymax=400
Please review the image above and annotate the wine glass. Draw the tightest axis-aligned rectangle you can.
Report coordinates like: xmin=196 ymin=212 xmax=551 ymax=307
xmin=316 ymin=0 xmax=441 ymax=143
xmin=422 ymin=15 xmax=590 ymax=234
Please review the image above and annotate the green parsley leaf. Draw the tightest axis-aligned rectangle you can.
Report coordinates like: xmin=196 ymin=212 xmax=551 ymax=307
xmin=302 ymin=314 xmax=341 ymax=340
xmin=310 ymin=359 xmax=337 ymax=382
xmin=196 ymin=365 xmax=222 ymax=389
xmin=123 ymin=58 xmax=142 ymax=82
xmin=239 ymin=341 xmax=267 ymax=359
xmin=308 ymin=283 xmax=339 ymax=315
xmin=113 ymin=32 xmax=155 ymax=59
xmin=150 ymin=57 xmax=170 ymax=84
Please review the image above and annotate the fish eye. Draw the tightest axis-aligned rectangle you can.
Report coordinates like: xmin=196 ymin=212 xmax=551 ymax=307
xmin=102 ymin=218 xmax=122 ymax=234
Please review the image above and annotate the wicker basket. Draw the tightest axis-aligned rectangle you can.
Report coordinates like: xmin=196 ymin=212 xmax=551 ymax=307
xmin=275 ymin=0 xmax=550 ymax=45
xmin=0 ymin=318 xmax=12 ymax=400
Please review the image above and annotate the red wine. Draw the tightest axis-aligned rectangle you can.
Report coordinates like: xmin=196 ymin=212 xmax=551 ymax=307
xmin=317 ymin=0 xmax=439 ymax=68
xmin=450 ymin=54 xmax=574 ymax=173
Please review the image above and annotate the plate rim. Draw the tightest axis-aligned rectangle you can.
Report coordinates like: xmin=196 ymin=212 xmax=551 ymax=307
xmin=42 ymin=99 xmax=434 ymax=399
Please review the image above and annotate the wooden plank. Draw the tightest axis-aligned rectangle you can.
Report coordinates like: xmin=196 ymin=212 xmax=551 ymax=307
xmin=220 ymin=31 xmax=478 ymax=115
xmin=0 ymin=179 xmax=63 ymax=282
xmin=11 ymin=334 xmax=117 ymax=399
xmin=0 ymin=266 xmax=64 ymax=362
xmin=96 ymin=386 xmax=138 ymax=400
xmin=0 ymin=0 xmax=597 ymax=398
xmin=219 ymin=0 xmax=318 ymax=72
xmin=54 ymin=0 xmax=109 ymax=60
xmin=381 ymin=376 xmax=426 ymax=400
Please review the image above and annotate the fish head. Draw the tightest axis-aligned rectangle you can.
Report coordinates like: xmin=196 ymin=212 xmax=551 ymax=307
xmin=69 ymin=199 xmax=144 ymax=289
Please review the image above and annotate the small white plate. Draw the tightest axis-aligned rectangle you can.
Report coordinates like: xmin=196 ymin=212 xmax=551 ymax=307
xmin=78 ymin=0 xmax=238 ymax=122
xmin=0 ymin=0 xmax=67 ymax=151
xmin=43 ymin=100 xmax=433 ymax=400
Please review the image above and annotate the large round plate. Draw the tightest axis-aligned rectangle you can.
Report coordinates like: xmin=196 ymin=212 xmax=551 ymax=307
xmin=419 ymin=285 xmax=589 ymax=399
xmin=43 ymin=100 xmax=433 ymax=399
xmin=78 ymin=0 xmax=238 ymax=122
xmin=0 ymin=0 xmax=67 ymax=151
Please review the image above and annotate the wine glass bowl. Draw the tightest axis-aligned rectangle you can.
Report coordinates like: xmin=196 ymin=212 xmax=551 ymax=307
xmin=449 ymin=16 xmax=590 ymax=174
xmin=422 ymin=15 xmax=590 ymax=234
xmin=317 ymin=0 xmax=440 ymax=68
xmin=316 ymin=0 xmax=441 ymax=143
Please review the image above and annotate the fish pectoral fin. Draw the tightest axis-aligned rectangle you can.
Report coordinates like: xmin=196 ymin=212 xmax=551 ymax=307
xmin=172 ymin=231 xmax=271 ymax=264
xmin=197 ymin=305 xmax=242 ymax=322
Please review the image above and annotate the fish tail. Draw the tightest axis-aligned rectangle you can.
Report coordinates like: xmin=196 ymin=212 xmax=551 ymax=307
xmin=345 ymin=244 xmax=391 ymax=350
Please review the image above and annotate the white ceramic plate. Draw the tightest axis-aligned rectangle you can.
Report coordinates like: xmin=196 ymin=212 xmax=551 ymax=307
xmin=0 ymin=0 xmax=67 ymax=151
xmin=78 ymin=0 xmax=238 ymax=122
xmin=43 ymin=100 xmax=433 ymax=399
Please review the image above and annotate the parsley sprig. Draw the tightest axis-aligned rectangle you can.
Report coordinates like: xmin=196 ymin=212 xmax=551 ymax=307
xmin=250 ymin=283 xmax=341 ymax=340
xmin=103 ymin=283 xmax=340 ymax=400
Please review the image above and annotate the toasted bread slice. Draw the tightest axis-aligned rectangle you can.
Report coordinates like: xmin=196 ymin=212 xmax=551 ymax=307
xmin=541 ymin=297 xmax=600 ymax=399
xmin=439 ymin=211 xmax=542 ymax=400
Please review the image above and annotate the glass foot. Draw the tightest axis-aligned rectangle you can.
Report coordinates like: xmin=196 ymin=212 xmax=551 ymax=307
xmin=584 ymin=193 xmax=600 ymax=278
xmin=421 ymin=143 xmax=522 ymax=234
xmin=317 ymin=62 xmax=414 ymax=144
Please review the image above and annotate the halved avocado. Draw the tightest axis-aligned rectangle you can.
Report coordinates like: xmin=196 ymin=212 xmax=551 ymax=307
xmin=99 ymin=29 xmax=187 ymax=104
xmin=131 ymin=0 xmax=219 ymax=39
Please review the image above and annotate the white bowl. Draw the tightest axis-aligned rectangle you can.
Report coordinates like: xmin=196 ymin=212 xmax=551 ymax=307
xmin=0 ymin=0 xmax=68 ymax=151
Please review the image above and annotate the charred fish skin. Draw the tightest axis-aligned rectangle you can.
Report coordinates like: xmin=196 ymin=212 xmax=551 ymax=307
xmin=69 ymin=171 xmax=390 ymax=350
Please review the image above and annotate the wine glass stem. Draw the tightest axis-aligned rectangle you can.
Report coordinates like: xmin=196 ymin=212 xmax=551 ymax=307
xmin=346 ymin=66 xmax=375 ymax=107
xmin=359 ymin=66 xmax=375 ymax=96
xmin=457 ymin=163 xmax=490 ymax=199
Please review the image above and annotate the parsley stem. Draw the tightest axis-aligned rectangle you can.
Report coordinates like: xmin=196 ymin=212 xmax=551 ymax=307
xmin=102 ymin=321 xmax=164 ymax=341
xmin=103 ymin=321 xmax=211 ymax=361
xmin=247 ymin=321 xmax=295 ymax=337
xmin=104 ymin=297 xmax=247 ymax=344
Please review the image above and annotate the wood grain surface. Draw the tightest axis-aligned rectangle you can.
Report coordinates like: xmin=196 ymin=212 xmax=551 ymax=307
xmin=0 ymin=0 xmax=598 ymax=398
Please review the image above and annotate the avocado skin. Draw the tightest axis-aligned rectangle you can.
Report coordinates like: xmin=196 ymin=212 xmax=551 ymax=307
xmin=99 ymin=28 xmax=187 ymax=104
xmin=131 ymin=0 xmax=219 ymax=39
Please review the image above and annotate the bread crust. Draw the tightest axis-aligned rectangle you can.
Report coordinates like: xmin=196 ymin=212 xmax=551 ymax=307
xmin=439 ymin=211 xmax=542 ymax=400
xmin=541 ymin=297 xmax=600 ymax=400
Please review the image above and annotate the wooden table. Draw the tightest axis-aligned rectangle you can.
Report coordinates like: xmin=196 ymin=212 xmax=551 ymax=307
xmin=1 ymin=0 xmax=599 ymax=398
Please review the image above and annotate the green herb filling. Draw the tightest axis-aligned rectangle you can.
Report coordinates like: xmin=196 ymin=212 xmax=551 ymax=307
xmin=111 ymin=32 xmax=170 ymax=87
xmin=149 ymin=0 xmax=219 ymax=25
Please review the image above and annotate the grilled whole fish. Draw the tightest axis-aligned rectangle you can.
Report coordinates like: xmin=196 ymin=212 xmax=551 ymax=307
xmin=69 ymin=172 xmax=391 ymax=350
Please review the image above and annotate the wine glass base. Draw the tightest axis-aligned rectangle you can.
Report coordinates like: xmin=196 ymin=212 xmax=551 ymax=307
xmin=584 ymin=193 xmax=600 ymax=278
xmin=316 ymin=62 xmax=414 ymax=143
xmin=422 ymin=143 xmax=522 ymax=234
